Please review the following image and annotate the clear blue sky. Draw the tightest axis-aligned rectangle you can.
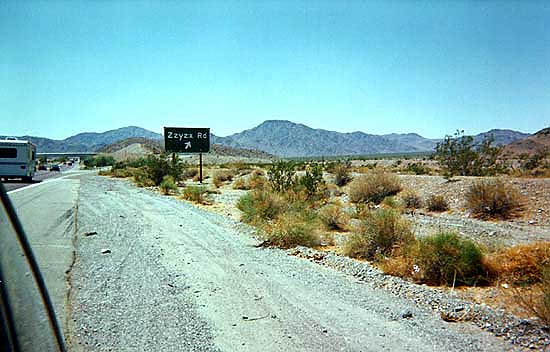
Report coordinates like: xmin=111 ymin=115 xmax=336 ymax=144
xmin=1 ymin=0 xmax=549 ymax=140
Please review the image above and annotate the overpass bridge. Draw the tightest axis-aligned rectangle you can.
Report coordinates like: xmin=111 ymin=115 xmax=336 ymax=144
xmin=37 ymin=152 xmax=98 ymax=159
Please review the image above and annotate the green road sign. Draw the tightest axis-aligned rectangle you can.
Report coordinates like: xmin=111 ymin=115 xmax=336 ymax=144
xmin=164 ymin=127 xmax=210 ymax=153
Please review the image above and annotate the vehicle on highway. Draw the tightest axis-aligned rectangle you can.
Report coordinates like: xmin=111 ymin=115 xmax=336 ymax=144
xmin=0 ymin=139 xmax=36 ymax=183
xmin=37 ymin=164 xmax=47 ymax=171
xmin=0 ymin=182 xmax=67 ymax=351
xmin=50 ymin=165 xmax=61 ymax=172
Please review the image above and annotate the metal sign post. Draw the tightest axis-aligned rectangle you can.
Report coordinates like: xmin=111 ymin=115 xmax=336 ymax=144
xmin=163 ymin=127 xmax=210 ymax=183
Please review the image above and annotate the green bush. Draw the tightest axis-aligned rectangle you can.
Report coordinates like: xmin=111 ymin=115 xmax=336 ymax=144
xmin=434 ymin=130 xmax=503 ymax=178
xmin=180 ymin=185 xmax=209 ymax=203
xmin=144 ymin=154 xmax=185 ymax=186
xmin=343 ymin=208 xmax=414 ymax=260
xmin=414 ymin=232 xmax=484 ymax=286
xmin=84 ymin=155 xmax=116 ymax=168
xmin=236 ymin=189 xmax=285 ymax=225
xmin=132 ymin=168 xmax=155 ymax=187
xmin=299 ymin=163 xmax=324 ymax=198
xmin=426 ymin=194 xmax=449 ymax=212
xmin=159 ymin=175 xmax=178 ymax=195
xmin=348 ymin=170 xmax=402 ymax=204
xmin=466 ymin=179 xmax=523 ymax=219
xmin=263 ymin=210 xmax=320 ymax=248
xmin=268 ymin=161 xmax=296 ymax=193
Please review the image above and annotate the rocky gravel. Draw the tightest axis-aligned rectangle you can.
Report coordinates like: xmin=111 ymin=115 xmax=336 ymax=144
xmin=68 ymin=175 xmax=512 ymax=351
xmin=288 ymin=246 xmax=550 ymax=351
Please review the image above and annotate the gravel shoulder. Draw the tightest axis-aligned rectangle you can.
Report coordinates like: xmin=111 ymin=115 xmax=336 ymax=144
xmin=68 ymin=176 xmax=510 ymax=351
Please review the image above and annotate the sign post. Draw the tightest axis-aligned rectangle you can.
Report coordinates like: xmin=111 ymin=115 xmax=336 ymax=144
xmin=164 ymin=127 xmax=210 ymax=183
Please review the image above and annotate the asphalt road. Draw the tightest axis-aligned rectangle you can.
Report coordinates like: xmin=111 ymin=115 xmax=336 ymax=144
xmin=6 ymin=173 xmax=82 ymax=341
xmin=66 ymin=175 xmax=508 ymax=352
xmin=3 ymin=164 xmax=79 ymax=192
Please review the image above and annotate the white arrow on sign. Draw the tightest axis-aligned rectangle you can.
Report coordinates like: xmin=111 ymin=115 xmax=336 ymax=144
xmin=185 ymin=141 xmax=192 ymax=149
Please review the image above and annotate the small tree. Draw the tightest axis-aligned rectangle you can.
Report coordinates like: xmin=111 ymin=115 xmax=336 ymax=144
xmin=268 ymin=161 xmax=296 ymax=193
xmin=299 ymin=163 xmax=324 ymax=198
xmin=434 ymin=130 xmax=502 ymax=179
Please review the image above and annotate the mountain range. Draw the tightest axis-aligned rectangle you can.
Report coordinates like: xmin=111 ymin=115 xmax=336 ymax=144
xmin=3 ymin=120 xmax=533 ymax=157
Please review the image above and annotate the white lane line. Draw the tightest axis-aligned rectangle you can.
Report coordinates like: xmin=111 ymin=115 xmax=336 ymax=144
xmin=6 ymin=173 xmax=84 ymax=195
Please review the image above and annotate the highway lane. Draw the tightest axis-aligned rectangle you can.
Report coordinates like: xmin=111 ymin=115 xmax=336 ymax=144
xmin=6 ymin=173 xmax=82 ymax=339
xmin=3 ymin=164 xmax=81 ymax=192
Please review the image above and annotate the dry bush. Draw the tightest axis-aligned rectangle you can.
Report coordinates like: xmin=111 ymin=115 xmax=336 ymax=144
xmin=236 ymin=189 xmax=286 ymax=225
xmin=379 ymin=253 xmax=416 ymax=279
xmin=348 ymin=170 xmax=402 ymax=204
xmin=263 ymin=211 xmax=320 ymax=248
xmin=180 ymin=185 xmax=209 ymax=204
xmin=183 ymin=168 xmax=199 ymax=179
xmin=343 ymin=208 xmax=414 ymax=260
xmin=232 ymin=177 xmax=248 ymax=190
xmin=415 ymin=232 xmax=484 ymax=286
xmin=213 ymin=170 xmax=234 ymax=188
xmin=514 ymin=265 xmax=550 ymax=326
xmin=333 ymin=161 xmax=353 ymax=186
xmin=483 ymin=242 xmax=550 ymax=284
xmin=426 ymin=194 xmax=449 ymax=212
xmin=466 ymin=179 xmax=524 ymax=219
xmin=319 ymin=202 xmax=349 ymax=231
xmin=247 ymin=173 xmax=268 ymax=190
xmin=400 ymin=189 xmax=423 ymax=209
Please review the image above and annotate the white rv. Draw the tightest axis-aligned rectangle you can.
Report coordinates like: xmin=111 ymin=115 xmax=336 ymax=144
xmin=0 ymin=139 xmax=37 ymax=182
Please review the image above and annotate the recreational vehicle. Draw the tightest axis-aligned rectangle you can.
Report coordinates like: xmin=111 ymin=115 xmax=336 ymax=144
xmin=0 ymin=139 xmax=37 ymax=182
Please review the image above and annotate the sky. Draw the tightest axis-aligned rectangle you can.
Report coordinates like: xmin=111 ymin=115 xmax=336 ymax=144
xmin=1 ymin=0 xmax=549 ymax=140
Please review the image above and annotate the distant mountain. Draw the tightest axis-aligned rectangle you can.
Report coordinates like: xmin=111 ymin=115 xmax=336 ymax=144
xmin=3 ymin=121 xmax=533 ymax=157
xmin=503 ymin=127 xmax=550 ymax=156
xmin=6 ymin=126 xmax=163 ymax=153
xmin=212 ymin=120 xmax=438 ymax=157
xmin=473 ymin=129 xmax=530 ymax=146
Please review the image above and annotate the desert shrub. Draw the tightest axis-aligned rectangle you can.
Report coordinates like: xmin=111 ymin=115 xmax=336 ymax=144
xmin=232 ymin=177 xmax=248 ymax=190
xmin=400 ymin=189 xmax=423 ymax=209
xmin=268 ymin=161 xmax=296 ymax=192
xmin=183 ymin=168 xmax=199 ymax=179
xmin=522 ymin=151 xmax=548 ymax=171
xmin=112 ymin=168 xmax=132 ymax=178
xmin=426 ymin=194 xmax=449 ymax=212
xmin=145 ymin=153 xmax=184 ymax=185
xmin=213 ymin=170 xmax=234 ymax=188
xmin=133 ymin=168 xmax=155 ymax=187
xmin=236 ymin=189 xmax=285 ymax=225
xmin=465 ymin=179 xmax=523 ymax=219
xmin=381 ymin=196 xmax=402 ymax=210
xmin=415 ymin=232 xmax=484 ymax=286
xmin=159 ymin=175 xmax=178 ymax=195
xmin=299 ymin=163 xmax=324 ymax=198
xmin=83 ymin=155 xmax=116 ymax=168
xmin=247 ymin=171 xmax=268 ymax=190
xmin=515 ymin=265 xmax=550 ymax=326
xmin=343 ymin=208 xmax=414 ymax=260
xmin=263 ymin=210 xmax=320 ymax=248
xmin=180 ymin=185 xmax=209 ymax=204
xmin=434 ymin=130 xmax=503 ymax=179
xmin=333 ymin=160 xmax=353 ymax=186
xmin=348 ymin=170 xmax=402 ymax=204
xmin=405 ymin=162 xmax=430 ymax=175
xmin=483 ymin=242 xmax=550 ymax=284
xmin=319 ymin=202 xmax=349 ymax=231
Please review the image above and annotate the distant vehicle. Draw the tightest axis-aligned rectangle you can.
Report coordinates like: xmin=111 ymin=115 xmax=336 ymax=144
xmin=0 ymin=139 xmax=36 ymax=182
xmin=38 ymin=164 xmax=47 ymax=171
xmin=50 ymin=165 xmax=61 ymax=172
